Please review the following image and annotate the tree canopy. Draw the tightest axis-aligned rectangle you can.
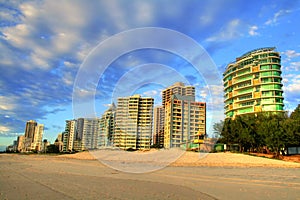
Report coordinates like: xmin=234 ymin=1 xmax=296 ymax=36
xmin=216 ymin=104 xmax=300 ymax=157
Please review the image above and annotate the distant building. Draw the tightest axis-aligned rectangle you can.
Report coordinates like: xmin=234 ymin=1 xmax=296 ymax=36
xmin=158 ymin=82 xmax=196 ymax=148
xmin=22 ymin=120 xmax=44 ymax=152
xmin=99 ymin=103 xmax=116 ymax=147
xmin=24 ymin=120 xmax=37 ymax=139
xmin=31 ymin=124 xmax=44 ymax=151
xmin=223 ymin=47 xmax=284 ymax=118
xmin=54 ymin=133 xmax=63 ymax=152
xmin=162 ymin=82 xmax=195 ymax=109
xmin=77 ymin=118 xmax=101 ymax=150
xmin=153 ymin=105 xmax=164 ymax=147
xmin=164 ymin=94 xmax=206 ymax=149
xmin=62 ymin=120 xmax=76 ymax=152
xmin=17 ymin=135 xmax=25 ymax=152
xmin=113 ymin=95 xmax=154 ymax=150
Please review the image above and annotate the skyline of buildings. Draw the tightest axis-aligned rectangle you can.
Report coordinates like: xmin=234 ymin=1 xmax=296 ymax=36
xmin=5 ymin=47 xmax=291 ymax=152
xmin=10 ymin=120 xmax=44 ymax=152
xmin=223 ymin=47 xmax=284 ymax=118
xmin=6 ymin=82 xmax=206 ymax=152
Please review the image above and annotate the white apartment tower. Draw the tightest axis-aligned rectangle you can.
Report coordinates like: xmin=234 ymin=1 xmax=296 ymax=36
xmin=113 ymin=95 xmax=154 ymax=150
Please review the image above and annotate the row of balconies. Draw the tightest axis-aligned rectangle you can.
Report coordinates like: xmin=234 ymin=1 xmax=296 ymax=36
xmin=225 ymin=98 xmax=284 ymax=112
xmin=224 ymin=63 xmax=281 ymax=83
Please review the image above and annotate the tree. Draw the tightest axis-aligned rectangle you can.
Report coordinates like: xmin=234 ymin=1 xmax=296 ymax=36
xmin=287 ymin=104 xmax=300 ymax=146
xmin=213 ymin=120 xmax=224 ymax=139
xmin=258 ymin=114 xmax=287 ymax=158
xmin=219 ymin=118 xmax=233 ymax=144
xmin=290 ymin=104 xmax=300 ymax=120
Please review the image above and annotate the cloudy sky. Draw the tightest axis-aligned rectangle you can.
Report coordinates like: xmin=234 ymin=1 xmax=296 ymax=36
xmin=1 ymin=0 xmax=300 ymax=146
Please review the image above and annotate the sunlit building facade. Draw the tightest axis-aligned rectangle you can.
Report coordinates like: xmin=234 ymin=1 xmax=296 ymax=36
xmin=223 ymin=47 xmax=284 ymax=118
xmin=162 ymin=82 xmax=195 ymax=108
xmin=62 ymin=120 xmax=76 ymax=152
xmin=164 ymin=94 xmax=206 ymax=149
xmin=23 ymin=120 xmax=44 ymax=152
xmin=113 ymin=95 xmax=154 ymax=150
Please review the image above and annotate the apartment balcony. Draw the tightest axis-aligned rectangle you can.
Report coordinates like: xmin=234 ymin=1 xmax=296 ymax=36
xmin=254 ymin=106 xmax=262 ymax=112
xmin=253 ymin=79 xmax=260 ymax=85
xmin=253 ymin=91 xmax=261 ymax=98
xmin=252 ymin=66 xmax=259 ymax=72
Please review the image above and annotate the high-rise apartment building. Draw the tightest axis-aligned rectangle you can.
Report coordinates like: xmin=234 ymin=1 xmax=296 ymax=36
xmin=153 ymin=105 xmax=164 ymax=147
xmin=17 ymin=135 xmax=25 ymax=152
xmin=223 ymin=47 xmax=284 ymax=118
xmin=31 ymin=124 xmax=44 ymax=151
xmin=162 ymin=82 xmax=195 ymax=108
xmin=62 ymin=120 xmax=76 ymax=152
xmin=99 ymin=103 xmax=116 ymax=147
xmin=23 ymin=120 xmax=44 ymax=152
xmin=164 ymin=94 xmax=206 ymax=149
xmin=153 ymin=82 xmax=196 ymax=148
xmin=113 ymin=95 xmax=154 ymax=150
xmin=77 ymin=118 xmax=100 ymax=150
xmin=24 ymin=120 xmax=37 ymax=141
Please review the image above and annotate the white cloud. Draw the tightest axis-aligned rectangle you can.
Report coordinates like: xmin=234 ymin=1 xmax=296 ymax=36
xmin=134 ymin=1 xmax=154 ymax=24
xmin=282 ymin=74 xmax=300 ymax=109
xmin=197 ymin=85 xmax=224 ymax=111
xmin=248 ymin=25 xmax=258 ymax=36
xmin=0 ymin=96 xmax=16 ymax=111
xmin=143 ymin=90 xmax=158 ymax=97
xmin=265 ymin=9 xmax=291 ymax=25
xmin=206 ymin=19 xmax=242 ymax=42
xmin=0 ymin=125 xmax=10 ymax=132
xmin=283 ymin=50 xmax=300 ymax=59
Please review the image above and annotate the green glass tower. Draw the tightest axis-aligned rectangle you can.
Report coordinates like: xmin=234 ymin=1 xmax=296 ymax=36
xmin=223 ymin=47 xmax=284 ymax=118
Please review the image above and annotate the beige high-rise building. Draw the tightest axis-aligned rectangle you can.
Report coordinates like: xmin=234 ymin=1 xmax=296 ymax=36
xmin=63 ymin=120 xmax=76 ymax=152
xmin=164 ymin=94 xmax=206 ymax=149
xmin=17 ymin=135 xmax=25 ymax=152
xmin=24 ymin=120 xmax=37 ymax=139
xmin=31 ymin=124 xmax=44 ymax=151
xmin=22 ymin=120 xmax=44 ymax=152
xmin=153 ymin=105 xmax=164 ymax=147
xmin=113 ymin=95 xmax=154 ymax=150
xmin=162 ymin=82 xmax=195 ymax=108
xmin=156 ymin=82 xmax=196 ymax=148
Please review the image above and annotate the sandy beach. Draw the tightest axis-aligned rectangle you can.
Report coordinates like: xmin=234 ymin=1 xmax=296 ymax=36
xmin=55 ymin=150 xmax=300 ymax=168
xmin=1 ymin=152 xmax=300 ymax=200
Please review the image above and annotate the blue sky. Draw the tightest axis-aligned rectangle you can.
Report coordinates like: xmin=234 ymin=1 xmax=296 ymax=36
xmin=1 ymin=0 xmax=300 ymax=146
